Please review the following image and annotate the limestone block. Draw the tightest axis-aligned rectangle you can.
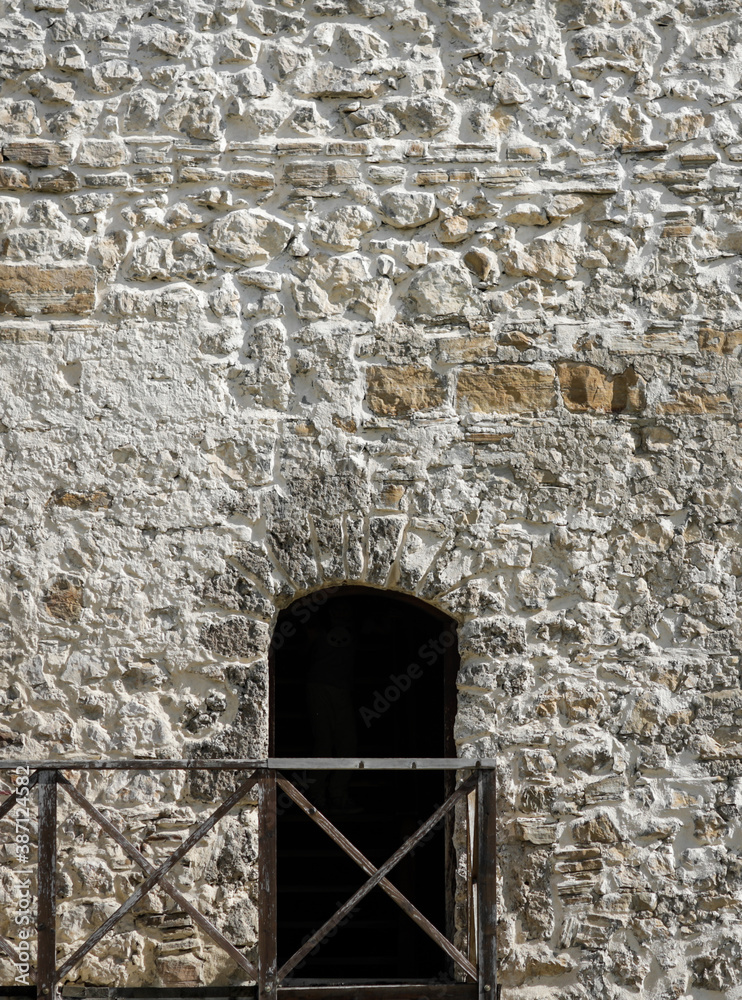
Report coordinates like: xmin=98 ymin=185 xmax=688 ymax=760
xmin=43 ymin=576 xmax=83 ymax=622
xmin=366 ymin=515 xmax=406 ymax=585
xmin=293 ymin=64 xmax=381 ymax=99
xmin=311 ymin=205 xmax=376 ymax=251
xmin=407 ymin=262 xmax=474 ymax=317
xmin=200 ymin=616 xmax=269 ymax=659
xmin=438 ymin=215 xmax=470 ymax=244
xmin=335 ymin=26 xmax=388 ymax=61
xmin=698 ymin=326 xmax=742 ymax=354
xmin=0 ymin=45 xmax=46 ymax=79
xmin=657 ymin=390 xmax=733 ymax=415
xmin=0 ymin=166 xmax=30 ymax=190
xmin=1 ymin=140 xmax=72 ymax=167
xmin=463 ymin=247 xmax=499 ymax=281
xmin=0 ymin=263 xmax=96 ymax=315
xmin=502 ymin=238 xmax=577 ymax=281
xmin=556 ymin=362 xmax=646 ymax=413
xmin=457 ymin=365 xmax=557 ymax=414
xmin=394 ymin=96 xmax=456 ymax=138
xmin=379 ymin=190 xmax=437 ymax=229
xmin=77 ymin=138 xmax=127 ymax=168
xmin=506 ymin=203 xmax=550 ymax=226
xmin=572 ymin=811 xmax=622 ymax=844
xmin=208 ymin=209 xmax=293 ymax=266
xmin=366 ymin=364 xmax=446 ymax=417
xmin=284 ymin=160 xmax=359 ymax=190
xmin=3 ymin=227 xmax=87 ymax=262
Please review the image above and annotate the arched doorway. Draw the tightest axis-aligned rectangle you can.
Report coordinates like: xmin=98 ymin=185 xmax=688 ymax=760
xmin=270 ymin=587 xmax=458 ymax=983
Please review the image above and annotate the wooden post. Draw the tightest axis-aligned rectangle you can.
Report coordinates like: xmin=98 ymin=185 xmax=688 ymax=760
xmin=37 ymin=770 xmax=57 ymax=1000
xmin=258 ymin=770 xmax=277 ymax=1000
xmin=477 ymin=770 xmax=496 ymax=1000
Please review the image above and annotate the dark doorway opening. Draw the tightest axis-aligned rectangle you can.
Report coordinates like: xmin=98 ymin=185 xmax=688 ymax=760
xmin=270 ymin=587 xmax=458 ymax=983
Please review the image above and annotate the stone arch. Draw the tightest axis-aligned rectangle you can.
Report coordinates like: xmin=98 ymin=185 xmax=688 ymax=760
xmin=196 ymin=496 xmax=511 ymax=766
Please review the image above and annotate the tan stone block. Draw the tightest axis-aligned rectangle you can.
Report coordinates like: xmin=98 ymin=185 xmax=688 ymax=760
xmin=657 ymin=390 xmax=732 ymax=415
xmin=50 ymin=488 xmax=112 ymax=511
xmin=366 ymin=364 xmax=445 ymax=417
xmin=0 ymin=264 xmax=96 ymax=316
xmin=572 ymin=811 xmax=621 ymax=845
xmin=514 ymin=817 xmax=558 ymax=844
xmin=0 ymin=165 xmax=31 ymax=189
xmin=699 ymin=326 xmax=742 ymax=354
xmin=77 ymin=138 xmax=127 ymax=168
xmin=43 ymin=577 xmax=83 ymax=623
xmin=457 ymin=365 xmax=557 ymax=414
xmin=283 ymin=160 xmax=359 ymax=189
xmin=1 ymin=140 xmax=72 ymax=166
xmin=557 ymin=362 xmax=646 ymax=414
xmin=438 ymin=215 xmax=469 ymax=243
xmin=415 ymin=169 xmax=448 ymax=186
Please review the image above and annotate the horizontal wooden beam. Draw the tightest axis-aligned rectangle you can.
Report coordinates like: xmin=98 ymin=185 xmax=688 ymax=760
xmin=278 ymin=987 xmax=477 ymax=1000
xmin=0 ymin=758 xmax=495 ymax=772
xmin=55 ymin=986 xmax=477 ymax=999
xmin=269 ymin=758 xmax=494 ymax=771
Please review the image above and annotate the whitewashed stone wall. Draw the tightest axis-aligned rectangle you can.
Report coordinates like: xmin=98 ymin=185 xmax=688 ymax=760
xmin=2 ymin=0 xmax=742 ymax=996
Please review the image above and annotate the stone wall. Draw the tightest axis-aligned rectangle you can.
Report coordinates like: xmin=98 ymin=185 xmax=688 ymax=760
xmin=2 ymin=0 xmax=742 ymax=996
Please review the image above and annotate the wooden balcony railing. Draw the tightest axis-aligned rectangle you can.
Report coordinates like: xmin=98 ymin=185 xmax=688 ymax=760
xmin=0 ymin=759 xmax=497 ymax=1000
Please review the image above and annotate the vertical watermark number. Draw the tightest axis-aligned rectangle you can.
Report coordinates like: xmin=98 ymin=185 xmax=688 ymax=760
xmin=12 ymin=766 xmax=33 ymax=986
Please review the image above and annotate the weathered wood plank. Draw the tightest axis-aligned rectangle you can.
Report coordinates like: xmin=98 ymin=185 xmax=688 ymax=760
xmin=55 ymin=987 xmax=476 ymax=1000
xmin=0 ymin=759 xmax=495 ymax=773
xmin=57 ymin=775 xmax=257 ymax=980
xmin=37 ymin=771 xmax=57 ymax=1000
xmin=467 ymin=788 xmax=476 ymax=969
xmin=276 ymin=776 xmax=476 ymax=981
xmin=0 ymin=761 xmax=269 ymax=772
xmin=55 ymin=771 xmax=259 ymax=982
xmin=277 ymin=987 xmax=477 ymax=1000
xmin=477 ymin=771 xmax=497 ymax=1000
xmin=277 ymin=777 xmax=477 ymax=981
xmin=257 ymin=771 xmax=277 ymax=1000
xmin=268 ymin=759 xmax=494 ymax=771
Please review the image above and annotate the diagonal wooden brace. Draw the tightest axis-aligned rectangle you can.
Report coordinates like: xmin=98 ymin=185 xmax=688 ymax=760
xmin=277 ymin=774 xmax=477 ymax=981
xmin=57 ymin=774 xmax=257 ymax=980
xmin=277 ymin=776 xmax=477 ymax=981
xmin=55 ymin=770 xmax=260 ymax=982
xmin=0 ymin=770 xmax=40 ymax=822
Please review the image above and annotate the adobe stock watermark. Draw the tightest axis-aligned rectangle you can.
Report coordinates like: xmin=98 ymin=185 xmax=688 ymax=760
xmin=358 ymin=627 xmax=456 ymax=729
xmin=12 ymin=765 xmax=33 ymax=987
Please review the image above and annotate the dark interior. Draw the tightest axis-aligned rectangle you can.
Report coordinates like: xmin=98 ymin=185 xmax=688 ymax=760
xmin=271 ymin=588 xmax=457 ymax=983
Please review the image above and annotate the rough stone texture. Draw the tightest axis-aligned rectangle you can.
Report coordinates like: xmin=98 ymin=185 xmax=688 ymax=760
xmin=2 ymin=0 xmax=742 ymax=997
xmin=366 ymin=364 xmax=446 ymax=417
xmin=0 ymin=264 xmax=96 ymax=315
xmin=458 ymin=365 xmax=558 ymax=414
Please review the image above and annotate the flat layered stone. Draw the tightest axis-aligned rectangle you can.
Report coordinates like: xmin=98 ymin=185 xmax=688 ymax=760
xmin=1 ymin=140 xmax=72 ymax=166
xmin=366 ymin=364 xmax=445 ymax=417
xmin=556 ymin=363 xmax=646 ymax=414
xmin=0 ymin=264 xmax=96 ymax=316
xmin=457 ymin=365 xmax=557 ymax=414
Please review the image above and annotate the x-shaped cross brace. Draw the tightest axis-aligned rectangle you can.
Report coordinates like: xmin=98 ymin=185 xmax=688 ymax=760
xmin=275 ymin=774 xmax=478 ymax=982
xmin=55 ymin=770 xmax=260 ymax=982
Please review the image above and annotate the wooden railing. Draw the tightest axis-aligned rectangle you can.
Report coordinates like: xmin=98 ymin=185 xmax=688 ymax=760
xmin=0 ymin=759 xmax=497 ymax=1000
